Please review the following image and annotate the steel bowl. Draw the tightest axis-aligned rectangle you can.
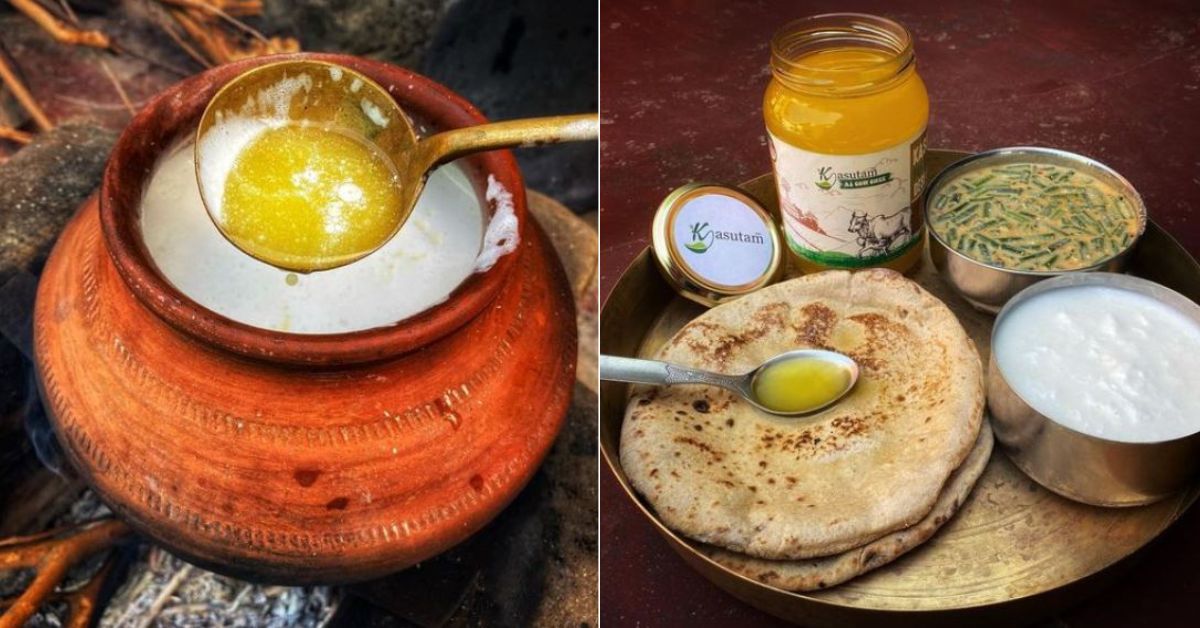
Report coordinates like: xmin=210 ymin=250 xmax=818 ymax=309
xmin=988 ymin=272 xmax=1200 ymax=506
xmin=926 ymin=147 xmax=1147 ymax=313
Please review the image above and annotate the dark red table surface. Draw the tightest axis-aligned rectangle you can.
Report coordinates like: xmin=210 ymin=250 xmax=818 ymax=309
xmin=599 ymin=1 xmax=1200 ymax=626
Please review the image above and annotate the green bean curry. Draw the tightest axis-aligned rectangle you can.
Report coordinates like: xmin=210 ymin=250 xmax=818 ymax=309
xmin=928 ymin=163 xmax=1141 ymax=271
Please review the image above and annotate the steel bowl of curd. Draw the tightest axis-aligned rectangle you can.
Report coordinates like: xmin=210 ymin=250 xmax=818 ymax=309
xmin=988 ymin=272 xmax=1200 ymax=506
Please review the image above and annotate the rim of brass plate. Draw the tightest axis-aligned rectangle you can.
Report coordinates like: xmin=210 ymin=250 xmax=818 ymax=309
xmin=600 ymin=150 xmax=1200 ymax=626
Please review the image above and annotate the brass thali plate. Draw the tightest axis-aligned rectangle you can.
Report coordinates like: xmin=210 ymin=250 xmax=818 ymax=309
xmin=599 ymin=150 xmax=1200 ymax=627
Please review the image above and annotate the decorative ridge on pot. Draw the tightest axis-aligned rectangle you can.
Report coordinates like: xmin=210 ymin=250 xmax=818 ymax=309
xmin=99 ymin=52 xmax=524 ymax=366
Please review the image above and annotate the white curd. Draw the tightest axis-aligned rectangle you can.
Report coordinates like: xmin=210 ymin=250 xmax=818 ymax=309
xmin=140 ymin=142 xmax=485 ymax=334
xmin=994 ymin=285 xmax=1200 ymax=442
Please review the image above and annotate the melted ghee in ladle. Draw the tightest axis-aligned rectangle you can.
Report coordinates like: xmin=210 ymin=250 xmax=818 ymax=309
xmin=216 ymin=123 xmax=403 ymax=271
xmin=751 ymin=356 xmax=853 ymax=414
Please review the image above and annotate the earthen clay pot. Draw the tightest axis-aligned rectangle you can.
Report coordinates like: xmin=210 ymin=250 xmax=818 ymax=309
xmin=33 ymin=53 xmax=576 ymax=584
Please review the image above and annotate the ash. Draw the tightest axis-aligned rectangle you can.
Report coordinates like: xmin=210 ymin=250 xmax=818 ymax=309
xmin=58 ymin=489 xmax=113 ymax=523
xmin=99 ymin=547 xmax=338 ymax=627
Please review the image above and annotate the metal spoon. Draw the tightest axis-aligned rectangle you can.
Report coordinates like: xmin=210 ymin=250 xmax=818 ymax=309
xmin=195 ymin=58 xmax=599 ymax=272
xmin=600 ymin=349 xmax=860 ymax=417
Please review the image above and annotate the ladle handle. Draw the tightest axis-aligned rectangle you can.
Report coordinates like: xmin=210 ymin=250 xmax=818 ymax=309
xmin=418 ymin=113 xmax=599 ymax=168
xmin=600 ymin=355 xmax=747 ymax=395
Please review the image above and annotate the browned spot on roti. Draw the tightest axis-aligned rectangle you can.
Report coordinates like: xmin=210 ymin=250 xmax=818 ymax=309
xmin=831 ymin=416 xmax=868 ymax=438
xmin=680 ymin=303 xmax=805 ymax=364
xmin=742 ymin=302 xmax=789 ymax=342
xmin=846 ymin=352 xmax=882 ymax=371
xmin=693 ymin=399 xmax=710 ymax=413
xmin=709 ymin=394 xmax=734 ymax=412
xmin=796 ymin=303 xmax=838 ymax=346
xmin=679 ymin=321 xmax=742 ymax=363
xmin=672 ymin=436 xmax=725 ymax=461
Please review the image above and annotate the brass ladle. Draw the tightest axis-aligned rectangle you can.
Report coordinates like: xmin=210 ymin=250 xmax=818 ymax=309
xmin=195 ymin=59 xmax=599 ymax=272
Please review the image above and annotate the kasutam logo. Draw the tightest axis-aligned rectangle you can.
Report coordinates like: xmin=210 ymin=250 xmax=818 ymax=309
xmin=685 ymin=222 xmax=714 ymax=253
xmin=815 ymin=165 xmax=892 ymax=190
xmin=684 ymin=221 xmax=765 ymax=254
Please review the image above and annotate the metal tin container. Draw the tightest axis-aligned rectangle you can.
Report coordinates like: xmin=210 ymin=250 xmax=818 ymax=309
xmin=988 ymin=272 xmax=1200 ymax=507
xmin=926 ymin=147 xmax=1147 ymax=313
xmin=650 ymin=183 xmax=784 ymax=306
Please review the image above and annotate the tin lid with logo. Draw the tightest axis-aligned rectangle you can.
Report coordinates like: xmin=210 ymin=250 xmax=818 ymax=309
xmin=651 ymin=183 xmax=784 ymax=306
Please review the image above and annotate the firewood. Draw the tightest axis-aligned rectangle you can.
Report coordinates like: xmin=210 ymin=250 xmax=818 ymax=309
xmin=0 ymin=128 xmax=31 ymax=144
xmin=8 ymin=0 xmax=111 ymax=50
xmin=0 ymin=518 xmax=131 ymax=628
xmin=0 ymin=123 xmax=115 ymax=477
xmin=0 ymin=52 xmax=51 ymax=131
xmin=0 ymin=122 xmax=116 ymax=287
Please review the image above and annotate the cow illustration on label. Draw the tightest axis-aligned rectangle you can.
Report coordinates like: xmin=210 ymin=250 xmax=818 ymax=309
xmin=847 ymin=209 xmax=911 ymax=259
xmin=768 ymin=128 xmax=926 ymax=268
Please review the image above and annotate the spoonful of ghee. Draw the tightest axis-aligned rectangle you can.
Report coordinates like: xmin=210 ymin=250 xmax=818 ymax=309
xmin=195 ymin=59 xmax=598 ymax=272
xmin=600 ymin=349 xmax=859 ymax=417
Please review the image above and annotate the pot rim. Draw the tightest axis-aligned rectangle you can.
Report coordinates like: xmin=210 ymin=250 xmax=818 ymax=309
xmin=100 ymin=52 xmax=524 ymax=366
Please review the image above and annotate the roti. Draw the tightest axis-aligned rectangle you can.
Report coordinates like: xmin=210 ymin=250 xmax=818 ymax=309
xmin=620 ymin=269 xmax=984 ymax=560
xmin=704 ymin=422 xmax=993 ymax=591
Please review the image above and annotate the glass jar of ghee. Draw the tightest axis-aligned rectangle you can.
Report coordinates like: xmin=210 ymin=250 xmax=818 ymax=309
xmin=765 ymin=13 xmax=929 ymax=274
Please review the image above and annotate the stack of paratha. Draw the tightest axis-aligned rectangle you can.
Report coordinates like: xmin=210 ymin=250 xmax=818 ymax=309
xmin=620 ymin=269 xmax=989 ymax=591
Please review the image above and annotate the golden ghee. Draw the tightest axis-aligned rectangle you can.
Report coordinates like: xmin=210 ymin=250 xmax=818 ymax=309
xmin=752 ymin=356 xmax=852 ymax=414
xmin=765 ymin=14 xmax=929 ymax=274
xmin=217 ymin=123 xmax=402 ymax=271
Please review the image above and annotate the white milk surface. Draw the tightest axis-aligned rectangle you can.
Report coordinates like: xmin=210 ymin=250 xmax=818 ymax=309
xmin=140 ymin=143 xmax=484 ymax=334
xmin=994 ymin=285 xmax=1200 ymax=442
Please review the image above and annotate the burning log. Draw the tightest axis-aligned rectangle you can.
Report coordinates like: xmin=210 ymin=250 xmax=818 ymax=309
xmin=0 ymin=518 xmax=131 ymax=628
xmin=0 ymin=128 xmax=32 ymax=145
xmin=8 ymin=0 xmax=111 ymax=50
xmin=0 ymin=52 xmax=52 ymax=132
xmin=0 ymin=123 xmax=114 ymax=466
xmin=0 ymin=122 xmax=115 ymax=289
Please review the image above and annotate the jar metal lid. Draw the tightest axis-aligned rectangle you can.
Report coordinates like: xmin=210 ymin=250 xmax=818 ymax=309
xmin=651 ymin=183 xmax=784 ymax=306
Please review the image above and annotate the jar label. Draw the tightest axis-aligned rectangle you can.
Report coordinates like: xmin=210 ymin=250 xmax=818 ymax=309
xmin=670 ymin=193 xmax=775 ymax=289
xmin=768 ymin=129 xmax=927 ymax=268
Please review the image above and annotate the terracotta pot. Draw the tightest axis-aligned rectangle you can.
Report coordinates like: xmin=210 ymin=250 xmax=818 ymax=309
xmin=33 ymin=53 xmax=576 ymax=583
